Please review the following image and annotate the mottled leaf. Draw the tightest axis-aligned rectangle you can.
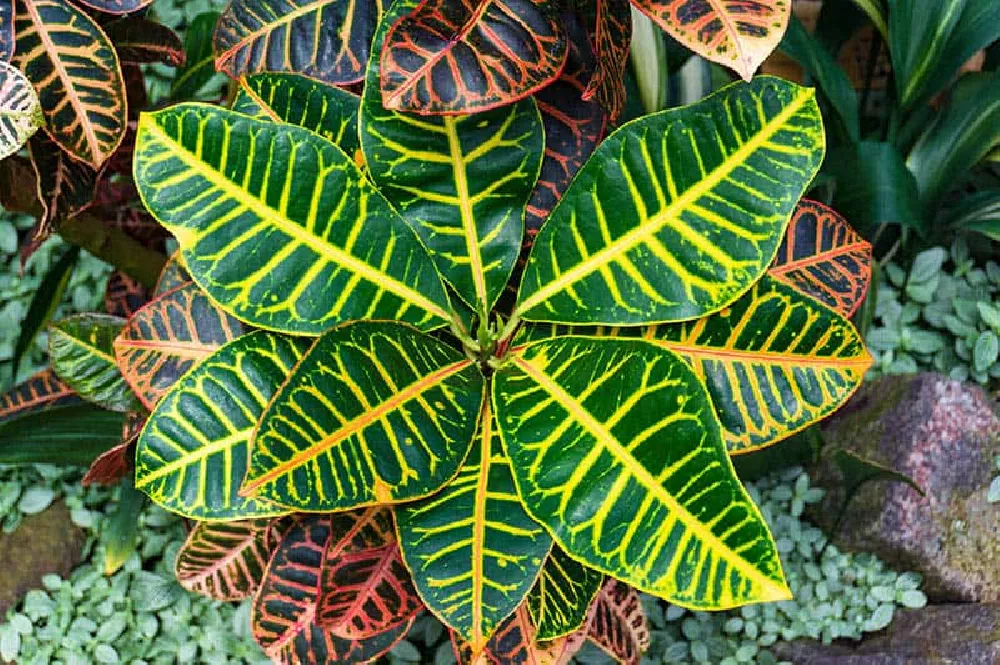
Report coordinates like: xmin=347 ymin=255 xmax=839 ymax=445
xmin=48 ymin=314 xmax=139 ymax=413
xmin=0 ymin=60 xmax=42 ymax=160
xmin=584 ymin=580 xmax=649 ymax=665
xmin=527 ymin=545 xmax=603 ymax=640
xmin=0 ymin=368 xmax=80 ymax=426
xmin=176 ymin=519 xmax=278 ymax=601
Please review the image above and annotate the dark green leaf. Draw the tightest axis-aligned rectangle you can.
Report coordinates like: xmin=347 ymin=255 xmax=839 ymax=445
xmin=945 ymin=190 xmax=1000 ymax=240
xmin=170 ymin=11 xmax=222 ymax=101
xmin=104 ymin=478 xmax=147 ymax=575
xmin=0 ymin=403 xmax=124 ymax=465
xmin=48 ymin=314 xmax=140 ymax=413
xmin=826 ymin=141 xmax=923 ymax=235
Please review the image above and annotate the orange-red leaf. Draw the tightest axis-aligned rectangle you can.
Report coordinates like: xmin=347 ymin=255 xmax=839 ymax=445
xmin=176 ymin=519 xmax=279 ymax=601
xmin=451 ymin=606 xmax=583 ymax=665
xmin=577 ymin=0 xmax=630 ymax=120
xmin=105 ymin=271 xmax=150 ymax=318
xmin=0 ymin=368 xmax=80 ymax=425
xmin=583 ymin=580 xmax=649 ymax=665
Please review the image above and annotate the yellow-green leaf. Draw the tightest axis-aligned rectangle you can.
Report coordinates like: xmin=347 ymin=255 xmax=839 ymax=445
xmin=527 ymin=545 xmax=603 ymax=641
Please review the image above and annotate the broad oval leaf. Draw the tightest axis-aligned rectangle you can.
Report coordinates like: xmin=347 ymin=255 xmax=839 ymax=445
xmin=133 ymin=104 xmax=452 ymax=334
xmin=318 ymin=508 xmax=422 ymax=639
xmin=134 ymin=330 xmax=306 ymax=520
xmin=244 ymin=321 xmax=484 ymax=511
xmin=396 ymin=405 xmax=551 ymax=652
xmin=527 ymin=545 xmax=603 ymax=641
xmin=0 ymin=368 xmax=80 ymax=425
xmin=362 ymin=3 xmax=544 ymax=312
xmin=493 ymin=336 xmax=789 ymax=608
xmin=584 ymin=580 xmax=650 ymax=665
xmin=113 ymin=282 xmax=246 ymax=410
xmin=380 ymin=0 xmax=567 ymax=115
xmin=769 ymin=200 xmax=873 ymax=318
xmin=105 ymin=17 xmax=185 ymax=66
xmin=214 ymin=0 xmax=384 ymax=86
xmin=176 ymin=518 xmax=278 ymax=601
xmin=14 ymin=0 xmax=127 ymax=167
xmin=0 ymin=61 xmax=42 ymax=160
xmin=233 ymin=72 xmax=361 ymax=154
xmin=49 ymin=314 xmax=140 ymax=413
xmin=515 ymin=76 xmax=824 ymax=326
xmin=631 ymin=0 xmax=791 ymax=81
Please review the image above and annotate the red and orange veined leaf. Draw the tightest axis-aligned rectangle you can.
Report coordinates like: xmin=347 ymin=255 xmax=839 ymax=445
xmin=0 ymin=368 xmax=80 ymax=425
xmin=105 ymin=17 xmax=185 ymax=67
xmin=113 ymin=282 xmax=245 ymax=410
xmin=380 ymin=0 xmax=568 ymax=114
xmin=577 ymin=0 xmax=630 ymax=120
xmin=317 ymin=508 xmax=422 ymax=639
xmin=152 ymin=252 xmax=190 ymax=296
xmin=631 ymin=0 xmax=790 ymax=81
xmin=451 ymin=606 xmax=584 ymax=665
xmin=583 ymin=580 xmax=649 ymax=665
xmin=176 ymin=518 xmax=280 ymax=601
xmin=769 ymin=199 xmax=873 ymax=318
xmin=104 ymin=271 xmax=150 ymax=318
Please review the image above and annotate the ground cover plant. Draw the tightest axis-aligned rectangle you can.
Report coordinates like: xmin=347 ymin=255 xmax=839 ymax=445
xmin=1 ymin=0 xmax=880 ymax=662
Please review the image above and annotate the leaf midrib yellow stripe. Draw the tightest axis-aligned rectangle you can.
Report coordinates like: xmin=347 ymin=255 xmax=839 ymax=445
xmin=511 ymin=353 xmax=788 ymax=598
xmin=215 ymin=0 xmax=332 ymax=65
xmin=515 ymin=88 xmax=813 ymax=316
xmin=657 ymin=341 xmax=872 ymax=367
xmin=141 ymin=115 xmax=450 ymax=323
xmin=137 ymin=430 xmax=246 ymax=486
xmin=444 ymin=117 xmax=488 ymax=311
xmin=469 ymin=404 xmax=491 ymax=653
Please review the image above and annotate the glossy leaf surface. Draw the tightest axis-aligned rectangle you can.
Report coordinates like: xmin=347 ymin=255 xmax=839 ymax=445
xmin=133 ymin=104 xmax=451 ymax=334
xmin=0 ymin=61 xmax=42 ymax=160
xmin=769 ymin=200 xmax=872 ymax=318
xmin=105 ymin=17 xmax=185 ymax=66
xmin=71 ymin=0 xmax=154 ymax=14
xmin=516 ymin=76 xmax=824 ymax=325
xmin=176 ymin=519 xmax=277 ymax=601
xmin=493 ymin=336 xmax=788 ymax=608
xmin=244 ymin=322 xmax=484 ymax=510
xmin=396 ymin=406 xmax=550 ymax=651
xmin=214 ymin=0 xmax=384 ymax=85
xmin=81 ymin=441 xmax=131 ymax=487
xmin=135 ymin=331 xmax=305 ymax=520
xmin=527 ymin=545 xmax=603 ymax=640
xmin=49 ymin=314 xmax=139 ymax=413
xmin=114 ymin=282 xmax=245 ymax=410
xmin=380 ymin=0 xmax=566 ymax=114
xmin=0 ymin=368 xmax=80 ymax=425
xmin=826 ymin=141 xmax=923 ymax=236
xmin=14 ymin=0 xmax=126 ymax=166
xmin=585 ymin=580 xmax=650 ymax=665
xmin=632 ymin=0 xmax=791 ymax=81
xmin=233 ymin=72 xmax=361 ymax=154
xmin=104 ymin=271 xmax=149 ymax=318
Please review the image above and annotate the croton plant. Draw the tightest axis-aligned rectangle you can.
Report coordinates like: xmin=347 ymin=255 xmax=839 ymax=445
xmin=0 ymin=0 xmax=877 ymax=662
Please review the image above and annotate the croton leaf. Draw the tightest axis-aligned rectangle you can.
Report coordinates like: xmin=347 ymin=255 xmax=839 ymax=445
xmin=81 ymin=441 xmax=131 ymax=486
xmin=105 ymin=17 xmax=185 ymax=67
xmin=243 ymin=321 xmax=484 ymax=511
xmin=26 ymin=131 xmax=99 ymax=243
xmin=396 ymin=404 xmax=551 ymax=652
xmin=631 ymin=0 xmax=791 ymax=81
xmin=0 ymin=368 xmax=80 ymax=425
xmin=48 ymin=314 xmax=140 ymax=413
xmin=232 ymin=72 xmax=361 ymax=155
xmin=380 ymin=0 xmax=567 ymax=114
xmin=362 ymin=3 xmax=544 ymax=312
xmin=527 ymin=545 xmax=603 ymax=641
xmin=71 ymin=0 xmax=154 ymax=14
xmin=317 ymin=508 xmax=422 ymax=639
xmin=214 ymin=0 xmax=384 ymax=86
xmin=769 ymin=200 xmax=873 ymax=318
xmin=253 ymin=514 xmax=413 ymax=664
xmin=451 ymin=605 xmax=583 ymax=665
xmin=493 ymin=336 xmax=789 ymax=607
xmin=133 ymin=104 xmax=452 ymax=334
xmin=134 ymin=331 xmax=305 ymax=520
xmin=104 ymin=270 xmax=149 ymax=318
xmin=0 ymin=61 xmax=42 ymax=160
xmin=584 ymin=579 xmax=649 ymax=665
xmin=14 ymin=0 xmax=127 ymax=167
xmin=577 ymin=0 xmax=631 ymax=120
xmin=113 ymin=282 xmax=245 ymax=410
xmin=515 ymin=76 xmax=824 ymax=326
xmin=175 ymin=518 xmax=278 ymax=601
xmin=170 ymin=10 xmax=222 ymax=101
xmin=153 ymin=251 xmax=190 ymax=296
xmin=1 ymin=0 xmax=12 ymax=61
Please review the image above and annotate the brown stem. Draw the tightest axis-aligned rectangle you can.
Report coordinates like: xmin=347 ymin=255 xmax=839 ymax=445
xmin=57 ymin=213 xmax=166 ymax=288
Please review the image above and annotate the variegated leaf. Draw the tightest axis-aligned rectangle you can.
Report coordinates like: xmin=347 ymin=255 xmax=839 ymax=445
xmin=380 ymin=0 xmax=567 ymax=114
xmin=71 ymin=0 xmax=154 ymax=14
xmin=451 ymin=606 xmax=583 ymax=665
xmin=153 ymin=251 xmax=190 ymax=296
xmin=577 ymin=0 xmax=630 ymax=120
xmin=1 ymin=0 xmax=12 ymax=61
xmin=104 ymin=270 xmax=149 ymax=318
xmin=0 ymin=60 xmax=42 ymax=160
xmin=0 ymin=368 xmax=80 ymax=425
xmin=244 ymin=321 xmax=485 ymax=511
xmin=769 ymin=199 xmax=873 ymax=317
xmin=176 ymin=519 xmax=278 ymax=601
xmin=25 ymin=131 xmax=99 ymax=248
xmin=14 ymin=0 xmax=127 ymax=167
xmin=584 ymin=580 xmax=649 ymax=665
xmin=134 ymin=331 xmax=305 ymax=520
xmin=105 ymin=17 xmax=185 ymax=66
xmin=527 ymin=545 xmax=603 ymax=640
xmin=49 ymin=314 xmax=140 ymax=413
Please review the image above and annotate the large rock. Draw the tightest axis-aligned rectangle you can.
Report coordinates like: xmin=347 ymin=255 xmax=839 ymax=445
xmin=0 ymin=500 xmax=86 ymax=615
xmin=772 ymin=604 xmax=1000 ymax=664
xmin=812 ymin=373 xmax=1000 ymax=602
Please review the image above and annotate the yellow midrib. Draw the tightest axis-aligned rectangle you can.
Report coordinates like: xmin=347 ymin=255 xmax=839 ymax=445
xmin=515 ymin=89 xmax=813 ymax=316
xmin=445 ymin=117 xmax=489 ymax=311
xmin=142 ymin=116 xmax=450 ymax=323
xmin=512 ymin=354 xmax=788 ymax=598
xmin=469 ymin=405 xmax=491 ymax=653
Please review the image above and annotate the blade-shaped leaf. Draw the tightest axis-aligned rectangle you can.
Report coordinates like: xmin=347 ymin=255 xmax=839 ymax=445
xmin=214 ymin=0 xmax=384 ymax=86
xmin=577 ymin=0 xmax=630 ymax=120
xmin=527 ymin=545 xmax=603 ymax=640
xmin=584 ymin=580 xmax=649 ymax=665
xmin=493 ymin=336 xmax=789 ymax=608
xmin=1 ymin=0 xmax=12 ymax=61
xmin=176 ymin=518 xmax=278 ymax=601
xmin=380 ymin=0 xmax=567 ymax=114
xmin=134 ymin=330 xmax=305 ymax=520
xmin=113 ymin=282 xmax=246 ymax=410
xmin=396 ymin=404 xmax=551 ymax=652
xmin=232 ymin=72 xmax=360 ymax=154
xmin=0 ymin=61 xmax=42 ymax=159
xmin=0 ymin=403 xmax=123 ymax=465
xmin=769 ymin=200 xmax=873 ymax=318
xmin=104 ymin=478 xmax=146 ymax=574
xmin=14 ymin=0 xmax=126 ymax=167
xmin=451 ymin=605 xmax=583 ymax=665
xmin=243 ymin=321 xmax=484 ymax=511
xmin=515 ymin=76 xmax=824 ymax=326
xmin=0 ymin=368 xmax=80 ymax=425
xmin=105 ymin=17 xmax=185 ymax=66
xmin=49 ymin=313 xmax=140 ymax=413
xmin=153 ymin=251 xmax=190 ymax=296
xmin=26 ymin=131 xmax=99 ymax=247
xmin=317 ymin=508 xmax=422 ymax=639
xmin=170 ymin=11 xmax=223 ymax=101
xmin=362 ymin=2 xmax=544 ymax=312
xmin=631 ymin=0 xmax=791 ymax=81
xmin=133 ymin=104 xmax=451 ymax=334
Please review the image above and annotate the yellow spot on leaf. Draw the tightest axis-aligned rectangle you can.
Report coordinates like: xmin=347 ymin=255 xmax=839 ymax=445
xmin=374 ymin=479 xmax=392 ymax=503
